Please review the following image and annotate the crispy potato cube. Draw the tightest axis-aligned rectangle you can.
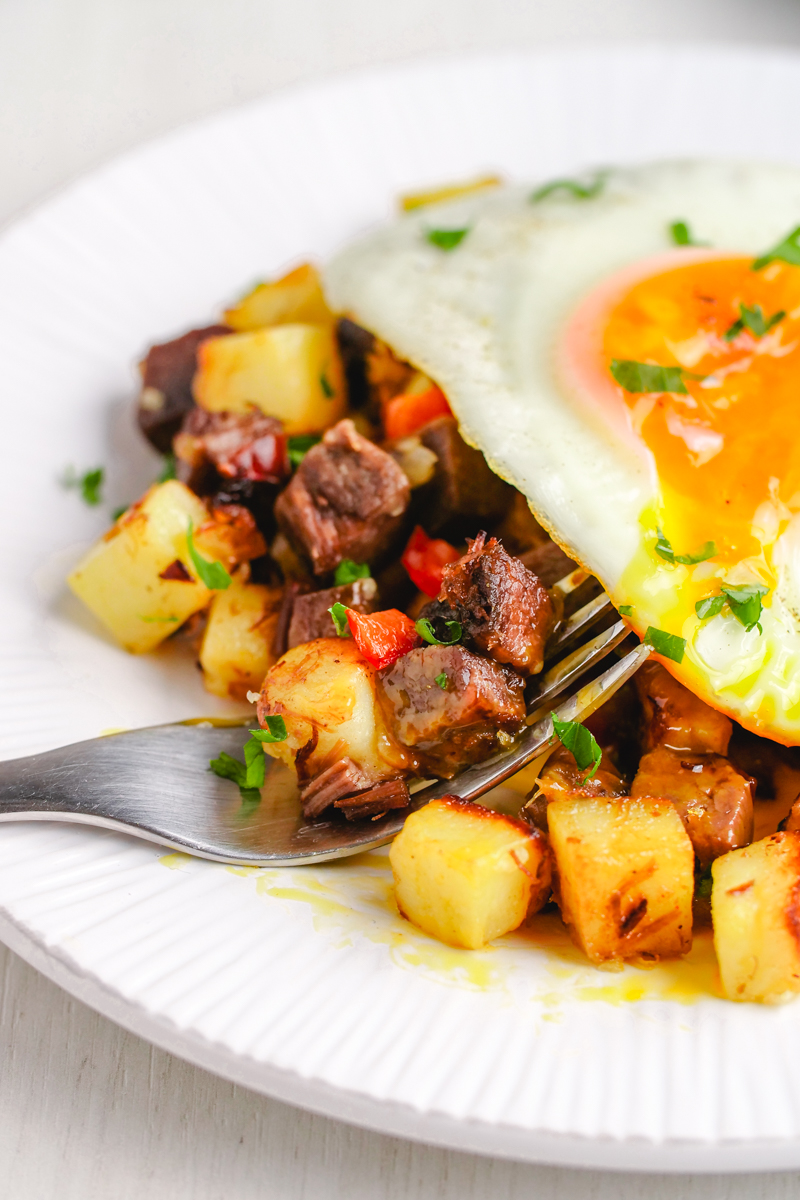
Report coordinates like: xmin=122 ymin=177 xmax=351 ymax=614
xmin=193 ymin=324 xmax=346 ymax=434
xmin=223 ymin=263 xmax=332 ymax=330
xmin=712 ymin=832 xmax=800 ymax=1002
xmin=68 ymin=481 xmax=213 ymax=653
xmin=390 ymin=798 xmax=551 ymax=949
xmin=200 ymin=573 xmax=282 ymax=700
xmin=548 ymin=796 xmax=694 ymax=964
xmin=258 ymin=638 xmax=409 ymax=781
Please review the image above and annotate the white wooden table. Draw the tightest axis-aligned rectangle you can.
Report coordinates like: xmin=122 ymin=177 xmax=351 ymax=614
xmin=4 ymin=2 xmax=800 ymax=1195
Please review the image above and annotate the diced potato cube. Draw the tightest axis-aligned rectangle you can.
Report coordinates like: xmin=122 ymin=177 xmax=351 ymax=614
xmin=68 ymin=481 xmax=213 ymax=653
xmin=390 ymin=798 xmax=552 ymax=949
xmin=548 ymin=796 xmax=694 ymax=964
xmin=258 ymin=638 xmax=409 ymax=780
xmin=223 ymin=263 xmax=332 ymax=330
xmin=193 ymin=324 xmax=346 ymax=434
xmin=712 ymin=832 xmax=800 ymax=1002
xmin=200 ymin=572 xmax=282 ymax=700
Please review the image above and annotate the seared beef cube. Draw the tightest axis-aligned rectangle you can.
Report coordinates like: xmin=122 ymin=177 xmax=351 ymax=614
xmin=275 ymin=419 xmax=410 ymax=575
xmin=287 ymin=577 xmax=378 ymax=649
xmin=438 ymin=533 xmax=555 ymax=675
xmin=631 ymin=745 xmax=754 ymax=869
xmin=174 ymin=409 xmax=289 ymax=491
xmin=414 ymin=417 xmax=513 ymax=536
xmin=378 ymin=644 xmax=526 ymax=778
xmin=519 ymin=541 xmax=577 ymax=589
xmin=138 ymin=324 xmax=230 ymax=453
xmin=336 ymin=318 xmax=375 ymax=411
xmin=525 ymin=744 xmax=626 ymax=833
xmin=636 ymin=661 xmax=732 ymax=755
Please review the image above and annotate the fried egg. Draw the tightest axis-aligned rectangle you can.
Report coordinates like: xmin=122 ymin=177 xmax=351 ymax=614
xmin=324 ymin=161 xmax=800 ymax=743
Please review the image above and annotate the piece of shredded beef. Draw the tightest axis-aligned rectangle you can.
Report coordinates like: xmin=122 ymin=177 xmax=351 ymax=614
xmin=435 ymin=532 xmax=555 ymax=675
xmin=299 ymin=756 xmax=372 ymax=819
xmin=334 ymin=778 xmax=411 ymax=821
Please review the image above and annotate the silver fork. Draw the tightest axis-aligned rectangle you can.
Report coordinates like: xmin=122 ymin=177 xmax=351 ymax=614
xmin=0 ymin=581 xmax=649 ymax=865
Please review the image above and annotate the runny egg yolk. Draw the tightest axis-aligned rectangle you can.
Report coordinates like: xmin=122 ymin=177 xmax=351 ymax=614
xmin=602 ymin=256 xmax=800 ymax=567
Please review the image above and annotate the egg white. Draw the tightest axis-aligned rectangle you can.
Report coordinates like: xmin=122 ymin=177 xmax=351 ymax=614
xmin=325 ymin=162 xmax=800 ymax=741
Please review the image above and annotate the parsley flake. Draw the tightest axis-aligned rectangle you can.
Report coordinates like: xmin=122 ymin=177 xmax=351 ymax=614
xmin=753 ymin=225 xmax=800 ymax=271
xmin=644 ymin=626 xmax=686 ymax=663
xmin=610 ymin=360 xmax=688 ymax=394
xmin=208 ymin=723 xmax=288 ymax=806
xmin=62 ymin=465 xmax=104 ymax=506
xmin=426 ymin=227 xmax=470 ymax=251
xmin=531 ymin=172 xmax=606 ymax=203
xmin=158 ymin=453 xmax=177 ymax=482
xmin=320 ymin=372 xmax=334 ymax=398
xmin=329 ymin=602 xmax=351 ymax=637
xmin=723 ymin=303 xmax=785 ymax=341
xmin=139 ymin=614 xmax=179 ymax=624
xmin=250 ymin=715 xmax=288 ymax=743
xmin=415 ymin=617 xmax=462 ymax=645
xmin=618 ymin=605 xmax=633 ymax=617
xmin=696 ymin=583 xmax=768 ymax=634
xmin=112 ymin=504 xmax=128 ymax=521
xmin=654 ymin=529 xmax=716 ymax=566
xmin=697 ymin=868 xmax=714 ymax=899
xmin=334 ymin=559 xmax=370 ymax=586
xmin=287 ymin=434 xmax=321 ymax=467
xmin=669 ymin=220 xmax=705 ymax=246
xmin=186 ymin=520 xmax=232 ymax=591
xmin=550 ymin=713 xmax=602 ymax=781
xmin=435 ymin=671 xmax=448 ymax=690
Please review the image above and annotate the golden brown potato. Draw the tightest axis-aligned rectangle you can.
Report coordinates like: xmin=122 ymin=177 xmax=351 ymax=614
xmin=548 ymin=795 xmax=694 ymax=965
xmin=390 ymin=798 xmax=551 ymax=949
xmin=199 ymin=572 xmax=282 ymax=700
xmin=68 ymin=481 xmax=214 ymax=653
xmin=223 ymin=263 xmax=332 ymax=330
xmin=257 ymin=638 xmax=410 ymax=783
xmin=193 ymin=324 xmax=346 ymax=435
xmin=192 ymin=503 xmax=266 ymax=571
xmin=712 ymin=832 xmax=800 ymax=1002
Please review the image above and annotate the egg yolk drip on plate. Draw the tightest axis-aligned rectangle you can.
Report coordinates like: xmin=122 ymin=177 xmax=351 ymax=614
xmin=567 ymin=251 xmax=800 ymax=741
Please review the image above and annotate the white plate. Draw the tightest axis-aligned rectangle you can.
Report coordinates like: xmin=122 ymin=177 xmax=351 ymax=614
xmin=3 ymin=44 xmax=800 ymax=1173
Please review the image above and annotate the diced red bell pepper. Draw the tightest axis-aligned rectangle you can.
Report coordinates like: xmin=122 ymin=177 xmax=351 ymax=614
xmin=383 ymin=384 xmax=451 ymax=440
xmin=346 ymin=607 xmax=422 ymax=670
xmin=401 ymin=525 xmax=461 ymax=597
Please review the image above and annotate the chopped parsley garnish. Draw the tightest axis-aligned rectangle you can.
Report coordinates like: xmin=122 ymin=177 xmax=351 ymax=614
xmin=209 ymin=722 xmax=288 ymax=806
xmin=287 ymin=434 xmax=321 ymax=467
xmin=644 ymin=626 xmax=686 ymax=663
xmin=550 ymin=713 xmax=602 ymax=781
xmin=695 ymin=583 xmax=768 ymax=634
xmin=158 ymin=453 xmax=177 ymax=482
xmin=530 ymin=172 xmax=606 ymax=203
xmin=697 ymin=867 xmax=714 ymax=898
xmin=112 ymin=504 xmax=128 ymax=521
xmin=334 ymin=559 xmax=370 ymax=586
xmin=753 ymin=225 xmax=800 ymax=271
xmin=250 ymin=715 xmax=288 ymax=743
xmin=320 ymin=372 xmax=334 ymax=398
xmin=62 ymin=465 xmax=104 ymax=506
xmin=618 ymin=605 xmax=633 ymax=617
xmin=669 ymin=220 xmax=709 ymax=247
xmin=139 ymin=614 xmax=179 ymax=624
xmin=723 ymin=303 xmax=785 ymax=341
xmin=426 ymin=227 xmax=470 ymax=251
xmin=610 ymin=360 xmax=688 ymax=394
xmin=415 ymin=617 xmax=462 ymax=645
xmin=329 ymin=602 xmax=351 ymax=637
xmin=186 ymin=520 xmax=232 ymax=590
xmin=435 ymin=671 xmax=448 ymax=690
xmin=654 ymin=529 xmax=716 ymax=566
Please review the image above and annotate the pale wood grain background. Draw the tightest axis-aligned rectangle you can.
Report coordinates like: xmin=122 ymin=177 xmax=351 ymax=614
xmin=4 ymin=1 xmax=800 ymax=1195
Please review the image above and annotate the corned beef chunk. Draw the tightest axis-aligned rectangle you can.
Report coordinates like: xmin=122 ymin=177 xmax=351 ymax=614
xmin=519 ymin=541 xmax=577 ymax=589
xmin=275 ymin=419 xmax=410 ymax=575
xmin=524 ymin=743 xmax=626 ymax=833
xmin=632 ymin=746 xmax=754 ymax=869
xmin=335 ymin=778 xmax=410 ymax=821
xmin=299 ymin=757 xmax=371 ymax=819
xmin=137 ymin=324 xmax=230 ymax=453
xmin=635 ymin=660 xmax=732 ymax=756
xmin=378 ymin=644 xmax=526 ymax=778
xmin=436 ymin=533 xmax=555 ymax=676
xmin=287 ymin=577 xmax=378 ymax=649
xmin=414 ymin=417 xmax=513 ymax=537
xmin=174 ymin=409 xmax=289 ymax=492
